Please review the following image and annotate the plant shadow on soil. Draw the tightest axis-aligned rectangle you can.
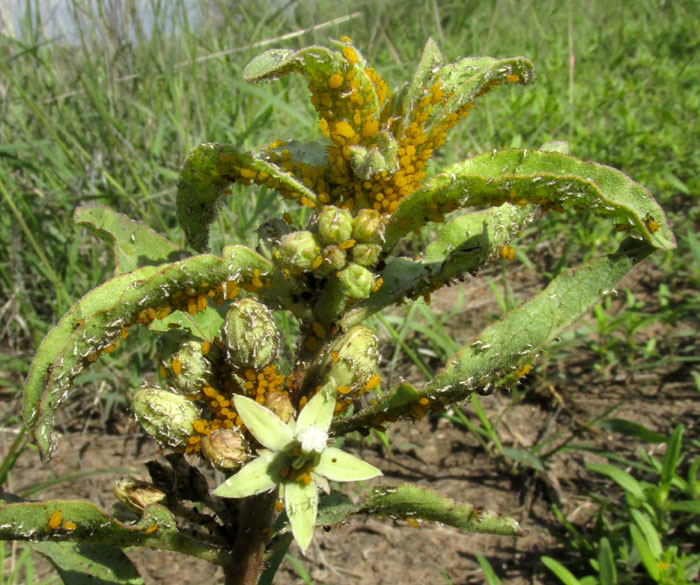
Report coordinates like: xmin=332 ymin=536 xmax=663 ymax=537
xmin=2 ymin=258 xmax=698 ymax=585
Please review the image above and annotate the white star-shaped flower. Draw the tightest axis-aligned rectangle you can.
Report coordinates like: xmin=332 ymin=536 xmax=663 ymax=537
xmin=212 ymin=380 xmax=382 ymax=552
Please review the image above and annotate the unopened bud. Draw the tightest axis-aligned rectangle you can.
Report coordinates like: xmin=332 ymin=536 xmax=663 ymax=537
xmin=352 ymin=209 xmax=385 ymax=244
xmin=338 ymin=263 xmax=374 ymax=299
xmin=352 ymin=243 xmax=381 ymax=267
xmin=164 ymin=340 xmax=213 ymax=396
xmin=264 ymin=391 xmax=295 ymax=423
xmin=276 ymin=230 xmax=321 ymax=272
xmin=317 ymin=244 xmax=347 ymax=274
xmin=132 ymin=387 xmax=198 ymax=448
xmin=200 ymin=428 xmax=250 ymax=471
xmin=113 ymin=477 xmax=167 ymax=513
xmin=323 ymin=326 xmax=380 ymax=393
xmin=318 ymin=206 xmax=353 ymax=245
xmin=223 ymin=298 xmax=280 ymax=371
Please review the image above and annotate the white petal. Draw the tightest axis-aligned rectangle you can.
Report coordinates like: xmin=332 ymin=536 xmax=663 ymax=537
xmin=296 ymin=380 xmax=336 ymax=435
xmin=285 ymin=480 xmax=319 ymax=554
xmin=212 ymin=451 xmax=282 ymax=498
xmin=233 ymin=394 xmax=294 ymax=451
xmin=316 ymin=447 xmax=383 ymax=482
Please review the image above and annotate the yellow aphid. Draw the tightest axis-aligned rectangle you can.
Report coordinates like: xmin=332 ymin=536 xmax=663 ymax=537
xmin=334 ymin=121 xmax=355 ymax=138
xmin=361 ymin=119 xmax=379 ymax=138
xmin=328 ymin=73 xmax=343 ymax=89
xmin=62 ymin=521 xmax=77 ymax=531
xmin=506 ymin=74 xmax=521 ymax=83
xmin=319 ymin=117 xmax=330 ymax=138
xmin=365 ymin=373 xmax=381 ymax=391
xmin=312 ymin=255 xmax=324 ymax=270
xmin=332 ymin=350 xmax=339 ymax=363
xmin=282 ymin=212 xmax=293 ymax=224
xmin=172 ymin=357 xmax=182 ymax=376
xmin=144 ymin=523 xmax=159 ymax=535
xmin=517 ymin=364 xmax=532 ymax=378
xmin=312 ymin=322 xmax=325 ymax=338
xmin=201 ymin=341 xmax=211 ymax=355
xmin=337 ymin=385 xmax=352 ymax=395
xmin=418 ymin=397 xmax=429 ymax=406
xmin=406 ymin=517 xmax=420 ymax=528
xmin=500 ymin=245 xmax=515 ymax=261
xmin=300 ymin=197 xmax=316 ymax=208
xmin=342 ymin=46 xmax=359 ymax=64
xmin=47 ymin=510 xmax=62 ymax=530
xmin=644 ymin=213 xmax=659 ymax=233
xmin=339 ymin=239 xmax=355 ymax=249
xmin=159 ymin=365 xmax=167 ymax=379
xmin=340 ymin=35 xmax=353 ymax=44
xmin=239 ymin=168 xmax=257 ymax=179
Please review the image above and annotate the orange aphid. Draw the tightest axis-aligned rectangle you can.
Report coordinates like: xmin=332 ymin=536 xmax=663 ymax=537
xmin=47 ymin=510 xmax=62 ymax=530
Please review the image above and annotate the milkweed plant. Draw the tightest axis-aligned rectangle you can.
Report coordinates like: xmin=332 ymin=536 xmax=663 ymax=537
xmin=1 ymin=37 xmax=675 ymax=585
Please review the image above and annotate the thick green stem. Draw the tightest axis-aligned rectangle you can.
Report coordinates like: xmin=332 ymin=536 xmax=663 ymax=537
xmin=224 ymin=492 xmax=277 ymax=585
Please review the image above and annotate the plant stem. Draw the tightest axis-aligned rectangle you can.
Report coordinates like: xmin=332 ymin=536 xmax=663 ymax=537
xmin=224 ymin=492 xmax=278 ymax=585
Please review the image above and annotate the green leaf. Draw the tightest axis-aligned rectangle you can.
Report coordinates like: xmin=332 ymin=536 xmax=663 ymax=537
xmin=285 ymin=479 xmax=319 ymax=553
xmin=212 ymin=451 xmax=283 ymax=498
xmin=630 ymin=524 xmax=660 ymax=581
xmin=475 ymin=553 xmax=501 ymax=585
xmin=74 ymin=206 xmax=181 ymax=276
xmin=0 ymin=498 xmax=229 ymax=566
xmin=424 ymin=55 xmax=535 ymax=139
xmin=176 ymin=142 xmax=323 ymax=251
xmin=342 ymin=204 xmax=533 ymax=329
xmin=24 ymin=245 xmax=274 ymax=460
xmin=232 ymin=395 xmax=294 ymax=452
xmin=597 ymin=419 xmax=667 ymax=443
xmin=315 ymin=447 xmax=382 ymax=482
xmin=541 ymin=556 xmax=584 ymax=585
xmin=386 ymin=149 xmax=675 ymax=251
xmin=587 ymin=462 xmax=645 ymax=499
xmin=666 ymin=500 xmax=700 ymax=515
xmin=364 ymin=485 xmax=522 ymax=536
xmin=335 ymin=241 xmax=653 ymax=435
xmin=33 ymin=542 xmax=144 ymax=585
xmin=597 ymin=537 xmax=616 ymax=585
xmin=661 ymin=425 xmax=684 ymax=487
xmin=629 ymin=509 xmax=663 ymax=558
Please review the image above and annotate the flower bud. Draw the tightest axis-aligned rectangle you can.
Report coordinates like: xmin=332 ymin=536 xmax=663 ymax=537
xmin=164 ymin=339 xmax=214 ymax=396
xmin=315 ymin=244 xmax=347 ymax=275
xmin=223 ymin=298 xmax=280 ymax=371
xmin=276 ymin=230 xmax=321 ymax=272
xmin=113 ymin=477 xmax=167 ymax=513
xmin=352 ymin=209 xmax=385 ymax=244
xmin=264 ymin=391 xmax=295 ymax=423
xmin=338 ymin=263 xmax=374 ymax=299
xmin=352 ymin=243 xmax=381 ymax=267
xmin=132 ymin=387 xmax=199 ymax=448
xmin=200 ymin=428 xmax=250 ymax=471
xmin=323 ymin=326 xmax=380 ymax=393
xmin=318 ymin=206 xmax=353 ymax=245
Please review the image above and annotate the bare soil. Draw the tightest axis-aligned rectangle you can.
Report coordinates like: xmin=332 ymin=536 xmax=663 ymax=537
xmin=2 ymin=257 xmax=698 ymax=585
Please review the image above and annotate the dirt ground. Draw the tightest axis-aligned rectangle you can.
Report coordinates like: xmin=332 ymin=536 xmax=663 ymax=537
xmin=2 ymin=257 xmax=698 ymax=585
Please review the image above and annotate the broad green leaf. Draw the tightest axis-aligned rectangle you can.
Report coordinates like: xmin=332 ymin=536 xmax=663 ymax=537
xmin=587 ymin=463 xmax=645 ymax=499
xmin=396 ymin=37 xmax=443 ymax=135
xmin=24 ymin=245 xmax=275 ymax=460
xmin=363 ymin=485 xmax=522 ymax=536
xmin=597 ymin=537 xmax=616 ymax=585
xmin=232 ymin=395 xmax=294 ymax=452
xmin=342 ymin=204 xmax=534 ymax=329
xmin=334 ymin=241 xmax=652 ymax=435
xmin=148 ymin=305 xmax=225 ymax=341
xmin=630 ymin=524 xmax=660 ymax=580
xmin=423 ymin=56 xmax=535 ymax=140
xmin=33 ymin=542 xmax=144 ymax=585
xmin=244 ymin=42 xmax=381 ymax=143
xmin=176 ymin=142 xmax=323 ymax=251
xmin=630 ymin=509 xmax=663 ymax=558
xmin=0 ymin=498 xmax=229 ymax=566
xmin=386 ymin=149 xmax=675 ymax=251
xmin=74 ymin=206 xmax=181 ymax=275
xmin=666 ymin=500 xmax=700 ymax=515
xmin=541 ymin=556 xmax=584 ymax=585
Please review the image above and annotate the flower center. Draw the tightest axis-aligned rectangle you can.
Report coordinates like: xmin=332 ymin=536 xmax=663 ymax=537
xmin=296 ymin=424 xmax=328 ymax=454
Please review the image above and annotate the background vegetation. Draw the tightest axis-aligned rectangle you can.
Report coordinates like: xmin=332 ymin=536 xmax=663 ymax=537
xmin=1 ymin=0 xmax=698 ymax=583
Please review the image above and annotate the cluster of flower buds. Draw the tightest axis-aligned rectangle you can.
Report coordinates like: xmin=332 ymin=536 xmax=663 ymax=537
xmin=271 ymin=205 xmax=386 ymax=300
